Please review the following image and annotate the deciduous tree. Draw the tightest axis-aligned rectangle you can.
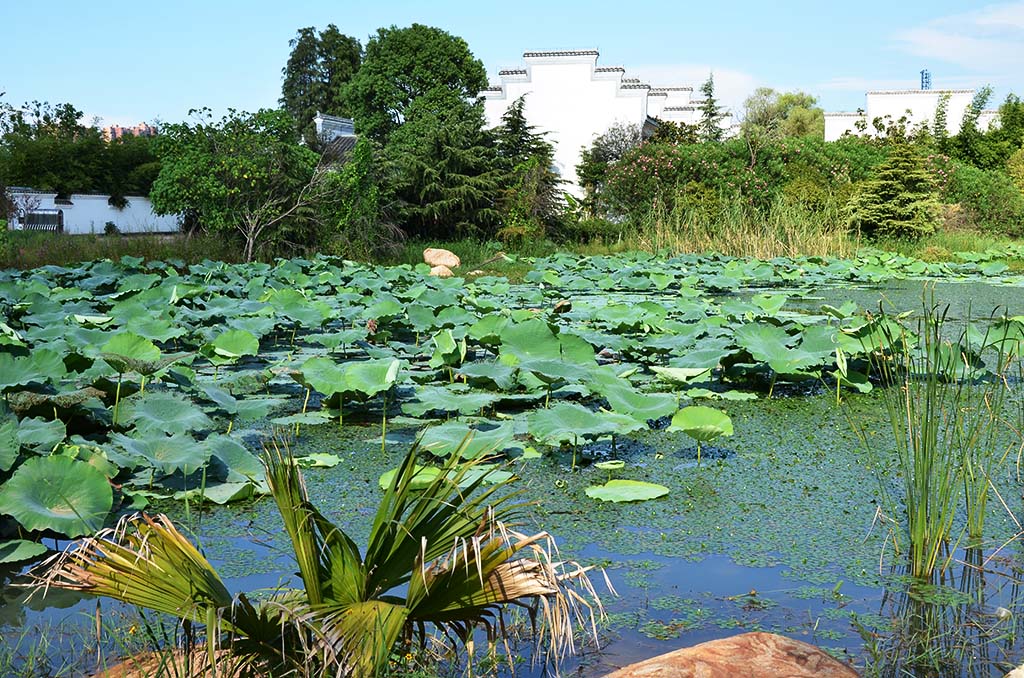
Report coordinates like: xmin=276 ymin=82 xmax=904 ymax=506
xmin=280 ymin=25 xmax=361 ymax=144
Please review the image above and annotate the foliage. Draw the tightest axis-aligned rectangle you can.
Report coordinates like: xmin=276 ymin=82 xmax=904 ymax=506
xmin=741 ymin=88 xmax=824 ymax=167
xmin=280 ymin=25 xmax=362 ymax=144
xmin=1009 ymin=147 xmax=1024 ymax=193
xmin=942 ymin=160 xmax=1024 ymax=236
xmin=386 ymin=91 xmax=503 ymax=239
xmin=339 ymin=24 xmax=487 ymax=144
xmin=577 ymin=122 xmax=641 ymax=216
xmin=698 ymin=74 xmax=726 ymax=143
xmin=320 ymin=137 xmax=402 ymax=259
xmin=35 ymin=443 xmax=602 ymax=676
xmin=149 ymin=108 xmax=329 ymax=261
xmin=0 ymin=100 xmax=158 ymax=197
xmin=847 ymin=144 xmax=941 ymax=240
xmin=493 ymin=96 xmax=563 ymax=243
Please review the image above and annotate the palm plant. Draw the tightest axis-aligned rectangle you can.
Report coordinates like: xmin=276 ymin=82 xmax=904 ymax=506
xmin=33 ymin=441 xmax=603 ymax=677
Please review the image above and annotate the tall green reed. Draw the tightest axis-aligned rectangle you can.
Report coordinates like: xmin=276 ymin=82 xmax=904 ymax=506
xmin=853 ymin=301 xmax=1013 ymax=579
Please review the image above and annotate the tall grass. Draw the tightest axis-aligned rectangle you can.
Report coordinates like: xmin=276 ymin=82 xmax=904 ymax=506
xmin=623 ymin=197 xmax=858 ymax=259
xmin=852 ymin=302 xmax=1014 ymax=579
xmin=3 ymin=232 xmax=242 ymax=270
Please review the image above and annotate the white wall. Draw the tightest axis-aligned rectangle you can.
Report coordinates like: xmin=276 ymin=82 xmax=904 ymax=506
xmin=482 ymin=50 xmax=726 ymax=195
xmin=7 ymin=191 xmax=180 ymax=235
xmin=824 ymin=89 xmax=1002 ymax=141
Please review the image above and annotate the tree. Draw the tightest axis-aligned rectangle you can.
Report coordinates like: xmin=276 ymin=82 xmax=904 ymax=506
xmin=150 ymin=108 xmax=332 ymax=261
xmin=576 ymin=122 xmax=642 ymax=216
xmin=493 ymin=96 xmax=562 ymax=238
xmin=339 ymin=24 xmax=487 ymax=143
xmin=386 ymin=91 xmax=502 ymax=238
xmin=698 ymin=74 xmax=726 ymax=143
xmin=741 ymin=88 xmax=824 ymax=167
xmin=280 ymin=25 xmax=362 ymax=143
xmin=847 ymin=144 xmax=941 ymax=239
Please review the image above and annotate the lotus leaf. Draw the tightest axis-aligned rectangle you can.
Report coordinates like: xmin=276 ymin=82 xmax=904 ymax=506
xmin=0 ymin=418 xmax=18 ymax=471
xmin=528 ymin=403 xmax=644 ymax=446
xmin=585 ymin=479 xmax=670 ymax=503
xmin=651 ymin=366 xmax=714 ymax=385
xmin=0 ymin=350 xmax=67 ymax=391
xmin=111 ymin=432 xmax=211 ymax=476
xmin=403 ymin=385 xmax=499 ymax=417
xmin=419 ymin=421 xmax=521 ymax=459
xmin=0 ymin=539 xmax=48 ymax=564
xmin=206 ymin=434 xmax=263 ymax=481
xmin=120 ymin=392 xmax=213 ymax=435
xmin=670 ymin=406 xmax=734 ymax=442
xmin=175 ymin=481 xmax=259 ymax=505
xmin=17 ymin=417 xmax=67 ymax=452
xmin=101 ymin=332 xmax=161 ymax=372
xmin=206 ymin=329 xmax=260 ymax=364
xmin=0 ymin=455 xmax=112 ymax=537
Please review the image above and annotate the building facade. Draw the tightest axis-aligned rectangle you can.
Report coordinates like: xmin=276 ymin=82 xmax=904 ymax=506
xmin=6 ymin=189 xmax=179 ymax=234
xmin=824 ymin=89 xmax=1000 ymax=141
xmin=481 ymin=50 xmax=733 ymax=194
xmin=102 ymin=122 xmax=158 ymax=142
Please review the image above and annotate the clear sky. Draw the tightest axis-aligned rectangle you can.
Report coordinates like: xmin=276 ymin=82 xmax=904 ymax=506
xmin=2 ymin=0 xmax=1021 ymax=127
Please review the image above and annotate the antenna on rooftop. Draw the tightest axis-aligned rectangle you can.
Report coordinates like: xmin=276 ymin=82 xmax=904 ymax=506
xmin=920 ymin=69 xmax=932 ymax=90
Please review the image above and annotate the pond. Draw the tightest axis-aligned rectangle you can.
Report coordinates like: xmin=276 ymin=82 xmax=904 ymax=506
xmin=2 ymin=250 xmax=1024 ymax=676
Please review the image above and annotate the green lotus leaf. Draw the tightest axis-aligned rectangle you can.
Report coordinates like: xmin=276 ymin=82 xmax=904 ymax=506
xmin=17 ymin=417 xmax=67 ymax=452
xmin=651 ymin=366 xmax=714 ymax=384
xmin=344 ymin=358 xmax=401 ymax=398
xmin=528 ymin=403 xmax=645 ymax=446
xmin=297 ymin=356 xmax=347 ymax=396
xmin=101 ymin=332 xmax=161 ymax=370
xmin=206 ymin=434 xmax=262 ymax=482
xmin=110 ymin=431 xmax=211 ymax=476
xmin=751 ymin=293 xmax=788 ymax=316
xmin=0 ymin=418 xmax=18 ymax=471
xmin=419 ymin=421 xmax=521 ymax=459
xmin=592 ymin=376 xmax=678 ymax=421
xmin=120 ymin=392 xmax=213 ymax=435
xmin=0 ymin=539 xmax=48 ymax=564
xmin=205 ymin=329 xmax=260 ymax=364
xmin=457 ymin=362 xmax=517 ymax=391
xmin=271 ymin=411 xmax=333 ymax=426
xmin=0 ymin=456 xmax=112 ymax=537
xmin=594 ymin=460 xmax=626 ymax=471
xmin=428 ymin=329 xmax=467 ymax=369
xmin=378 ymin=464 xmax=441 ymax=491
xmin=175 ymin=481 xmax=259 ymax=505
xmin=585 ymin=479 xmax=670 ymax=503
xmin=0 ymin=350 xmax=67 ymax=391
xmin=295 ymin=453 xmax=341 ymax=468
xmin=402 ymin=385 xmax=500 ymax=417
xmin=669 ymin=406 xmax=734 ymax=443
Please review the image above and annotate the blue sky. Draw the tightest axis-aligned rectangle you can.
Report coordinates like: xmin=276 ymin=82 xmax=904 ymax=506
xmin=2 ymin=0 xmax=1022 ymax=126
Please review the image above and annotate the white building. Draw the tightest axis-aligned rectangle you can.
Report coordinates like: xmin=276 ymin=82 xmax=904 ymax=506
xmin=6 ymin=189 xmax=180 ymax=235
xmin=481 ymin=50 xmax=734 ymax=194
xmin=824 ymin=89 xmax=1000 ymax=141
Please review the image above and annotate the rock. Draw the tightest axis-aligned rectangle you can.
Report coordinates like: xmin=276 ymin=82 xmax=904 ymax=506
xmin=1006 ymin=667 xmax=1024 ymax=678
xmin=553 ymin=299 xmax=572 ymax=314
xmin=603 ymin=632 xmax=859 ymax=678
xmin=93 ymin=649 xmax=233 ymax=677
xmin=429 ymin=265 xmax=454 ymax=278
xmin=423 ymin=247 xmax=460 ymax=268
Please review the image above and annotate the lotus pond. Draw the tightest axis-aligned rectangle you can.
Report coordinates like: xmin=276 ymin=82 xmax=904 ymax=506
xmin=4 ymin=248 xmax=1024 ymax=676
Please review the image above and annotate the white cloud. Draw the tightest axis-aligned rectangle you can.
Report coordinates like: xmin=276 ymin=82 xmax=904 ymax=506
xmin=893 ymin=2 xmax=1024 ymax=78
xmin=628 ymin=64 xmax=760 ymax=113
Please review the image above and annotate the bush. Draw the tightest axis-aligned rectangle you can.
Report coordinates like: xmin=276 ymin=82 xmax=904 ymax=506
xmin=104 ymin=221 xmax=120 ymax=235
xmin=556 ymin=217 xmax=627 ymax=244
xmin=943 ymin=162 xmax=1024 ymax=236
xmin=846 ymin=145 xmax=941 ymax=240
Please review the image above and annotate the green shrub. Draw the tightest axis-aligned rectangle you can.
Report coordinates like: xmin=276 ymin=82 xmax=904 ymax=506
xmin=943 ymin=161 xmax=1024 ymax=236
xmin=556 ymin=217 xmax=627 ymax=244
xmin=846 ymin=144 xmax=941 ymax=240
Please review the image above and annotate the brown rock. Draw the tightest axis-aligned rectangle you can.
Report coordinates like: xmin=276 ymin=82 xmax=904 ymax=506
xmin=603 ymin=632 xmax=859 ymax=678
xmin=553 ymin=299 xmax=572 ymax=314
xmin=429 ymin=265 xmax=454 ymax=278
xmin=93 ymin=649 xmax=233 ymax=678
xmin=423 ymin=247 xmax=460 ymax=268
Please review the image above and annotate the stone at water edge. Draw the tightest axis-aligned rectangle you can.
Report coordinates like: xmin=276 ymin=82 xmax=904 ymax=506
xmin=1006 ymin=666 xmax=1024 ymax=678
xmin=423 ymin=247 xmax=461 ymax=268
xmin=602 ymin=631 xmax=859 ymax=678
xmin=429 ymin=265 xmax=454 ymax=278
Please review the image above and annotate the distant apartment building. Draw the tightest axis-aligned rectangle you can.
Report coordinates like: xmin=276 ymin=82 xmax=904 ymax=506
xmin=102 ymin=122 xmax=158 ymax=142
xmin=481 ymin=49 xmax=735 ymax=195
xmin=824 ymin=86 xmax=1000 ymax=141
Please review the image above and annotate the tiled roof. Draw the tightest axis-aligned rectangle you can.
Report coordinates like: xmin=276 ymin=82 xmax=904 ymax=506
xmin=867 ymin=89 xmax=974 ymax=95
xmin=523 ymin=49 xmax=599 ymax=57
xmin=595 ymin=66 xmax=625 ymax=73
xmin=498 ymin=68 xmax=527 ymax=76
xmin=650 ymin=87 xmax=693 ymax=92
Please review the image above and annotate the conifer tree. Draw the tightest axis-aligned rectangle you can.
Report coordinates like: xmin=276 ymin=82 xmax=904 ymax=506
xmin=698 ymin=73 xmax=725 ymax=143
xmin=847 ymin=144 xmax=941 ymax=239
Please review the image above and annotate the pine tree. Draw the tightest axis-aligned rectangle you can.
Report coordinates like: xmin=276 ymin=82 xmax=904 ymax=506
xmin=698 ymin=73 xmax=725 ymax=143
xmin=280 ymin=25 xmax=361 ymax=143
xmin=493 ymin=96 xmax=562 ymax=236
xmin=847 ymin=144 xmax=941 ymax=239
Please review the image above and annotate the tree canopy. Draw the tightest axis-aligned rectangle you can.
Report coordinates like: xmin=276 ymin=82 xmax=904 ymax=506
xmin=339 ymin=24 xmax=487 ymax=143
xmin=280 ymin=25 xmax=362 ymax=143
